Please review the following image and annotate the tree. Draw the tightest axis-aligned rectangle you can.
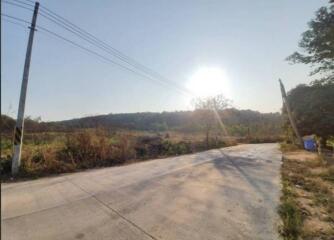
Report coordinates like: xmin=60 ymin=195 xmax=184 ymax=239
xmin=286 ymin=2 xmax=334 ymax=82
xmin=193 ymin=94 xmax=231 ymax=148
xmin=285 ymin=80 xmax=334 ymax=145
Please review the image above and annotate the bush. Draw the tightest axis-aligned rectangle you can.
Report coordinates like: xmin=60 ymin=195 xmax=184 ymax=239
xmin=19 ymin=146 xmax=73 ymax=177
xmin=0 ymin=155 xmax=12 ymax=176
xmin=110 ymin=134 xmax=136 ymax=163
xmin=162 ymin=140 xmax=192 ymax=155
xmin=58 ymin=131 xmax=116 ymax=168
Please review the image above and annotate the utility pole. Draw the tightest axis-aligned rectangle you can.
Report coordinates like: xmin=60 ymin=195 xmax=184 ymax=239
xmin=279 ymin=79 xmax=304 ymax=147
xmin=12 ymin=2 xmax=39 ymax=175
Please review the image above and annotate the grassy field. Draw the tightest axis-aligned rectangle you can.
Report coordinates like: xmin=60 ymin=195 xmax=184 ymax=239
xmin=279 ymin=144 xmax=334 ymax=239
xmin=0 ymin=111 xmax=283 ymax=180
xmin=1 ymin=129 xmax=239 ymax=180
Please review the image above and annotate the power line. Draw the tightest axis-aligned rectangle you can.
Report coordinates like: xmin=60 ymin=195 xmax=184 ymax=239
xmin=6 ymin=0 xmax=193 ymax=95
xmin=2 ymin=0 xmax=34 ymax=12
xmin=1 ymin=17 xmax=29 ymax=29
xmin=8 ymin=0 xmax=34 ymax=8
xmin=1 ymin=13 xmax=192 ymax=97
xmin=36 ymin=6 xmax=193 ymax=95
xmin=38 ymin=27 xmax=178 ymax=89
xmin=1 ymin=13 xmax=31 ymax=24
xmin=4 ymin=0 xmax=160 ymax=77
xmin=6 ymin=1 xmax=142 ymax=68
xmin=19 ymin=0 xmax=35 ymax=4
xmin=37 ymin=28 xmax=192 ymax=97
xmin=9 ymin=0 xmax=35 ymax=4
xmin=2 ymin=1 xmax=195 ymax=97
xmin=38 ymin=5 xmax=183 ymax=85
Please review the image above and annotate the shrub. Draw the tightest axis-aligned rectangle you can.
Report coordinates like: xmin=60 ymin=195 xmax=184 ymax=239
xmin=162 ymin=140 xmax=192 ymax=155
xmin=0 ymin=155 xmax=12 ymax=176
xmin=58 ymin=131 xmax=112 ymax=168
xmin=111 ymin=134 xmax=136 ymax=163
xmin=19 ymin=146 xmax=73 ymax=177
xmin=57 ymin=131 xmax=136 ymax=168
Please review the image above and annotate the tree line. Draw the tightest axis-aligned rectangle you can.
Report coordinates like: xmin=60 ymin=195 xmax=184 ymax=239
xmin=1 ymin=108 xmax=283 ymax=140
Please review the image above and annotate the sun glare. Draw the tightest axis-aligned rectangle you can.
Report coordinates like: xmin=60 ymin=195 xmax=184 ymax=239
xmin=186 ymin=67 xmax=231 ymax=98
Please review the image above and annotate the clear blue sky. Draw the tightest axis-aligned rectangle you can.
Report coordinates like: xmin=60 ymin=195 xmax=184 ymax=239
xmin=1 ymin=0 xmax=329 ymax=121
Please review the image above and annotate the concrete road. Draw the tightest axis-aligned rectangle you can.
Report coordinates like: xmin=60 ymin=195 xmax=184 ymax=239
xmin=1 ymin=144 xmax=281 ymax=240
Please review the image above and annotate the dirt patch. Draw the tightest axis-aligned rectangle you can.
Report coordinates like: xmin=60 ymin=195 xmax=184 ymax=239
xmin=279 ymin=148 xmax=334 ymax=240
xmin=285 ymin=150 xmax=319 ymax=162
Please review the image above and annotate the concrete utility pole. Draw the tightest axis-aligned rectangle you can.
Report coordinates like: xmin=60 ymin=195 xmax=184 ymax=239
xmin=279 ymin=79 xmax=304 ymax=147
xmin=12 ymin=2 xmax=39 ymax=175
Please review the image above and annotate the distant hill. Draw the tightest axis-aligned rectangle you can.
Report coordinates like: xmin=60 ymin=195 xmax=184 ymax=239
xmin=1 ymin=109 xmax=283 ymax=138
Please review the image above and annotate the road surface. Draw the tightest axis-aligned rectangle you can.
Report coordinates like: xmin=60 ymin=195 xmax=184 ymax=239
xmin=1 ymin=144 xmax=281 ymax=240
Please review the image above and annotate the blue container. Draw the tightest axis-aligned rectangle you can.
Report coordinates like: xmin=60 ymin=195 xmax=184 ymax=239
xmin=304 ymin=139 xmax=316 ymax=151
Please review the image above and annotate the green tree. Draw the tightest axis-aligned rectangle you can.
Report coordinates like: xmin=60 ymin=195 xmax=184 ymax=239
xmin=287 ymin=2 xmax=334 ymax=82
xmin=285 ymin=80 xmax=334 ymax=145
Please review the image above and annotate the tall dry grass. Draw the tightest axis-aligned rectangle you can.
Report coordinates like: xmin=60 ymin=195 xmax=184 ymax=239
xmin=1 ymin=129 xmax=234 ymax=179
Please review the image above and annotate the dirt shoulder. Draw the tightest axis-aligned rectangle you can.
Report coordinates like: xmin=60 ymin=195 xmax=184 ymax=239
xmin=279 ymin=148 xmax=334 ymax=239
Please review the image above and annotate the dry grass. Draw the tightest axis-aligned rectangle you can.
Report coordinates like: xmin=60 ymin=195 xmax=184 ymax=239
xmin=280 ymin=143 xmax=301 ymax=153
xmin=278 ymin=179 xmax=303 ymax=240
xmin=1 ymin=129 xmax=235 ymax=180
xmin=1 ymin=130 xmax=139 ymax=178
xmin=279 ymin=150 xmax=334 ymax=239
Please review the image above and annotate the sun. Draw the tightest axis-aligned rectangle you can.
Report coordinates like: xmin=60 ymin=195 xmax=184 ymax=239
xmin=186 ymin=67 xmax=231 ymax=98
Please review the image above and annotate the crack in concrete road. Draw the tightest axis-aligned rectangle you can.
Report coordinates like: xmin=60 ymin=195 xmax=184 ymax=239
xmin=66 ymin=178 xmax=159 ymax=240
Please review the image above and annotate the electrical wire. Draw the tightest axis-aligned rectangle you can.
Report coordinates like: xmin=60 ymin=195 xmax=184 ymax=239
xmin=1 ymin=17 xmax=29 ymax=29
xmin=19 ymin=0 xmax=34 ymax=4
xmin=3 ymin=0 xmax=231 ymax=139
xmin=2 ymin=0 xmax=34 ymax=12
xmin=1 ymin=13 xmax=30 ymax=24
xmin=3 ymin=0 xmax=194 ymax=96
xmin=1 ymin=13 xmax=192 ymax=97
xmin=37 ymin=26 xmax=190 ymax=95
xmin=38 ymin=4 xmax=187 ymax=90
xmin=8 ymin=0 xmax=34 ymax=8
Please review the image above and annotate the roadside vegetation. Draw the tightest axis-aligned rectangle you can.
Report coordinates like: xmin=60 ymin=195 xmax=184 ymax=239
xmin=278 ymin=2 xmax=334 ymax=239
xmin=1 ymin=105 xmax=283 ymax=180
xmin=279 ymin=145 xmax=334 ymax=239
xmin=1 ymin=129 xmax=235 ymax=180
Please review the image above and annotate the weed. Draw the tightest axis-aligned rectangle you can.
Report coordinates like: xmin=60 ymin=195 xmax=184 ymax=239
xmin=1 ymin=129 xmax=236 ymax=180
xmin=320 ymin=166 xmax=334 ymax=183
xmin=278 ymin=200 xmax=302 ymax=239
xmin=280 ymin=150 xmax=334 ymax=239
xmin=280 ymin=143 xmax=300 ymax=152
